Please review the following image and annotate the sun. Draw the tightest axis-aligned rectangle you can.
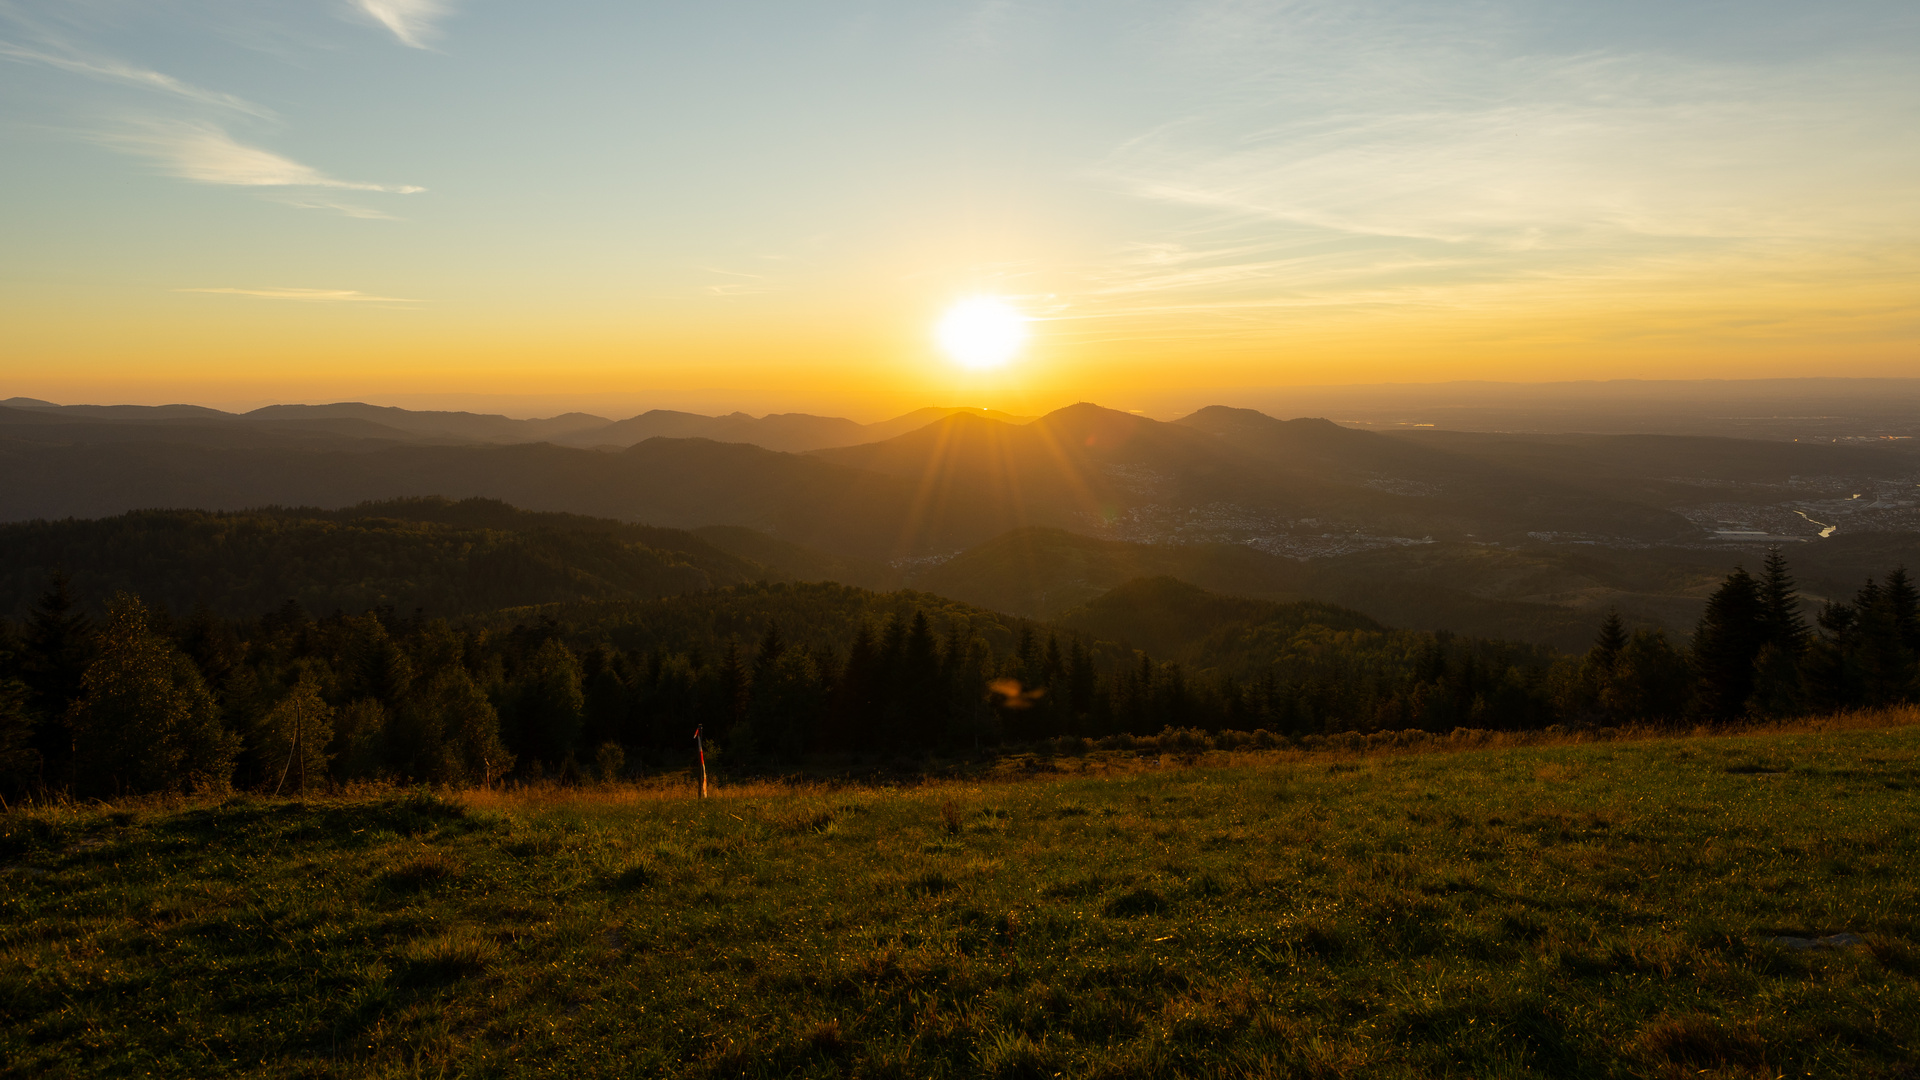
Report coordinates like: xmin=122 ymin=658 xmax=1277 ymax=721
xmin=936 ymin=297 xmax=1028 ymax=370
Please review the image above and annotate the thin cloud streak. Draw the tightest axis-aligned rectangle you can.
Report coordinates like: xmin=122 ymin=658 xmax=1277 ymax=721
xmin=353 ymin=0 xmax=453 ymax=49
xmin=0 ymin=40 xmax=273 ymax=117
xmin=99 ymin=121 xmax=425 ymax=193
xmin=176 ymin=287 xmax=424 ymax=303
xmin=1070 ymin=10 xmax=1920 ymax=336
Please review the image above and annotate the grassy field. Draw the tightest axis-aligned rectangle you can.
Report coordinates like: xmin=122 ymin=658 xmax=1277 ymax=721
xmin=4 ymin=719 xmax=1919 ymax=1079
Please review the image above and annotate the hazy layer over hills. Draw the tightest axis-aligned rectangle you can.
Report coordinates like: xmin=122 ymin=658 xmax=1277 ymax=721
xmin=1203 ymin=378 xmax=1920 ymax=441
xmin=3 ymin=391 xmax=1916 ymax=651
xmin=0 ymin=398 xmax=1030 ymax=453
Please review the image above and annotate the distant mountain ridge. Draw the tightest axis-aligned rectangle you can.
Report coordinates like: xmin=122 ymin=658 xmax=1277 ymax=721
xmin=0 ymin=397 xmax=1033 ymax=453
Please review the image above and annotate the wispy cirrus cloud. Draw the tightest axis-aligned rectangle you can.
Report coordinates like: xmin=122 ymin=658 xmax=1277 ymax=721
xmin=1062 ymin=0 xmax=1920 ymax=342
xmin=176 ymin=287 xmax=424 ymax=303
xmin=0 ymin=39 xmax=273 ymax=117
xmin=353 ymin=0 xmax=454 ymax=49
xmin=269 ymin=196 xmax=401 ymax=220
xmin=100 ymin=120 xmax=424 ymax=193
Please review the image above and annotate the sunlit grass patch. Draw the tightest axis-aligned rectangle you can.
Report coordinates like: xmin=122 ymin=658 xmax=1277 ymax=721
xmin=3 ymin=720 xmax=1919 ymax=1077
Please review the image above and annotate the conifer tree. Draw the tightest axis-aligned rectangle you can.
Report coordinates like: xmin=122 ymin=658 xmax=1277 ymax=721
xmin=1606 ymin=629 xmax=1690 ymax=723
xmin=1885 ymin=567 xmax=1920 ymax=650
xmin=510 ymin=637 xmax=586 ymax=767
xmin=0 ymin=676 xmax=37 ymax=800
xmin=419 ymin=667 xmax=513 ymax=784
xmin=330 ymin=698 xmax=389 ymax=780
xmin=1067 ymin=638 xmax=1097 ymax=732
xmin=579 ymin=644 xmax=630 ymax=752
xmin=178 ymin=606 xmax=242 ymax=691
xmin=1691 ymin=566 xmax=1766 ymax=720
xmin=1749 ymin=549 xmax=1810 ymax=716
xmin=1590 ymin=610 xmax=1628 ymax=667
xmin=1850 ymin=577 xmax=1916 ymax=705
xmin=22 ymin=572 xmax=94 ymax=786
xmin=68 ymin=593 xmax=238 ymax=795
xmin=897 ymin=611 xmax=942 ymax=746
xmin=1575 ymin=610 xmax=1630 ymax=721
xmin=709 ymin=640 xmax=747 ymax=746
xmin=1758 ymin=548 xmax=1810 ymax=653
xmin=340 ymin=613 xmax=414 ymax=706
xmin=832 ymin=623 xmax=881 ymax=751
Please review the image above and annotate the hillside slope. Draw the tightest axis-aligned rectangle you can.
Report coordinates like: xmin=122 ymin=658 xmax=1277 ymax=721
xmin=0 ymin=498 xmax=769 ymax=619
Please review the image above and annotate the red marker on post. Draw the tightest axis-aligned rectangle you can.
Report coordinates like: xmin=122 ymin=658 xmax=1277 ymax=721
xmin=694 ymin=723 xmax=708 ymax=799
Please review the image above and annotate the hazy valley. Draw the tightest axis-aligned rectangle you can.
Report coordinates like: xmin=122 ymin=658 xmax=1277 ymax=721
xmin=5 ymin=391 xmax=1918 ymax=651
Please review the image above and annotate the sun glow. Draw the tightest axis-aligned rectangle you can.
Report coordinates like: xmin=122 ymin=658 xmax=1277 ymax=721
xmin=936 ymin=297 xmax=1028 ymax=370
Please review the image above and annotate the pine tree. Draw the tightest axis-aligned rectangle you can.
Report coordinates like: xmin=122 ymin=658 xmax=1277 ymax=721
xmin=1758 ymin=548 xmax=1810 ymax=653
xmin=0 ymin=677 xmax=38 ymax=800
xmin=897 ymin=611 xmax=942 ymax=747
xmin=1067 ymin=638 xmax=1097 ymax=733
xmin=1749 ymin=549 xmax=1810 ymax=716
xmin=509 ymin=638 xmax=586 ymax=768
xmin=68 ymin=594 xmax=238 ymax=795
xmin=1590 ymin=610 xmax=1628 ymax=667
xmin=1577 ymin=610 xmax=1630 ymax=721
xmin=1851 ymin=577 xmax=1916 ymax=705
xmin=419 ymin=667 xmax=513 ymax=785
xmin=710 ymin=640 xmax=747 ymax=746
xmin=22 ymin=573 xmax=94 ymax=787
xmin=831 ymin=623 xmax=881 ymax=752
xmin=1691 ymin=566 xmax=1767 ymax=720
xmin=1606 ymin=629 xmax=1690 ymax=723
xmin=178 ymin=606 xmax=241 ymax=691
xmin=580 ymin=645 xmax=630 ymax=752
xmin=1884 ymin=567 xmax=1919 ymax=651
xmin=340 ymin=613 xmax=414 ymax=706
xmin=330 ymin=698 xmax=389 ymax=781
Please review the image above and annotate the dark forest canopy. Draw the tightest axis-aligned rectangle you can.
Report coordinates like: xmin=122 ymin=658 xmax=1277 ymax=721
xmin=0 ymin=488 xmax=1912 ymax=799
xmin=0 ymin=576 xmax=1569 ymax=799
xmin=0 ymin=498 xmax=774 ymax=621
xmin=3 ymin=542 xmax=1917 ymax=801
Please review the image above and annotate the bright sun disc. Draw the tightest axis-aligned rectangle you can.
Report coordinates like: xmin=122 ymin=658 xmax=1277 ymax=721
xmin=936 ymin=297 xmax=1028 ymax=370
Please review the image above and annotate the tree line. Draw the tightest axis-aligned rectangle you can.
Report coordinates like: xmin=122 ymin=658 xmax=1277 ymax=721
xmin=0 ymin=552 xmax=1914 ymax=800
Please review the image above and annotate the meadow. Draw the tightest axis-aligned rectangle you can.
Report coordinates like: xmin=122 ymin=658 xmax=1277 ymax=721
xmin=4 ymin=716 xmax=1918 ymax=1079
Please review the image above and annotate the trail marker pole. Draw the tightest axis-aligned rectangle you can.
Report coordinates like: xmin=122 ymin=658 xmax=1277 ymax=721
xmin=273 ymin=693 xmax=302 ymax=798
xmin=694 ymin=724 xmax=708 ymax=798
xmin=294 ymin=694 xmax=305 ymax=797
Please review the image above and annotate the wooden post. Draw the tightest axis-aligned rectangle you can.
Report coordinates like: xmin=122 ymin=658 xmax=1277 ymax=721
xmin=695 ymin=724 xmax=708 ymax=798
xmin=294 ymin=694 xmax=305 ymax=797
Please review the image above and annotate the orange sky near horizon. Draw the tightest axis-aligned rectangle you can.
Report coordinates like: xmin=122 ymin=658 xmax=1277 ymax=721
xmin=2 ymin=1 xmax=1916 ymax=419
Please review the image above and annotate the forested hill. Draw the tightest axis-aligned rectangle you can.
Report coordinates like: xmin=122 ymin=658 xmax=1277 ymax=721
xmin=0 ymin=498 xmax=771 ymax=620
xmin=5 ymin=542 xmax=1918 ymax=800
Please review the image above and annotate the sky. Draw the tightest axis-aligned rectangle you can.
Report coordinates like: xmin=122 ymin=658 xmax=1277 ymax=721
xmin=1 ymin=0 xmax=1917 ymax=420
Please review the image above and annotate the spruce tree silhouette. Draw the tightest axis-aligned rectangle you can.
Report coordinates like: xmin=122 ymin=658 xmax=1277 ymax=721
xmin=1692 ymin=566 xmax=1766 ymax=720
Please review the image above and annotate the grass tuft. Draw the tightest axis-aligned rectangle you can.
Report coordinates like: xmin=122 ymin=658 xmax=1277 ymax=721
xmin=397 ymin=928 xmax=498 ymax=987
xmin=0 ymin=815 xmax=63 ymax=859
xmin=972 ymin=1030 xmax=1064 ymax=1080
xmin=773 ymin=806 xmax=835 ymax=835
xmin=1103 ymin=886 xmax=1170 ymax=918
xmin=1635 ymin=1014 xmax=1772 ymax=1072
xmin=608 ymin=859 xmax=655 ymax=890
xmin=907 ymin=870 xmax=956 ymax=896
xmin=377 ymin=850 xmax=463 ymax=893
